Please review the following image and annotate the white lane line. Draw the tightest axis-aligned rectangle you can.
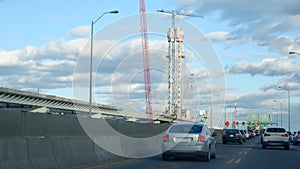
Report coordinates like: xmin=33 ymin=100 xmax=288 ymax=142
xmin=228 ymin=158 xmax=235 ymax=164
xmin=235 ymin=158 xmax=242 ymax=164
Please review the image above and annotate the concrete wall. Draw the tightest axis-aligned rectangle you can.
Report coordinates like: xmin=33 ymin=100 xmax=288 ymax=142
xmin=0 ymin=109 xmax=169 ymax=169
xmin=0 ymin=136 xmax=124 ymax=169
xmin=0 ymin=109 xmax=222 ymax=169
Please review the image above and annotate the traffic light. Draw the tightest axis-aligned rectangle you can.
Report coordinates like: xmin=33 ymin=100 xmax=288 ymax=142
xmin=242 ymin=122 xmax=245 ymax=125
xmin=236 ymin=121 xmax=239 ymax=125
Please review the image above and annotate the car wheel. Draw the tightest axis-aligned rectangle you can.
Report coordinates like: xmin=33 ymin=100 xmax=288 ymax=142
xmin=203 ymin=148 xmax=211 ymax=162
xmin=262 ymin=143 xmax=266 ymax=149
xmin=284 ymin=145 xmax=290 ymax=150
xmin=223 ymin=140 xmax=226 ymax=144
xmin=162 ymin=153 xmax=169 ymax=161
xmin=239 ymin=140 xmax=242 ymax=144
xmin=211 ymin=147 xmax=216 ymax=159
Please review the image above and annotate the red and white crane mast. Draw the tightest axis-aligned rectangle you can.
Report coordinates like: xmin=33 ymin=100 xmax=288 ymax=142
xmin=140 ymin=0 xmax=152 ymax=120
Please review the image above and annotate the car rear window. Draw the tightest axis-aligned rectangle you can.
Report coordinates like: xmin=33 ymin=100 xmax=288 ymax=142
xmin=225 ymin=129 xmax=239 ymax=134
xmin=266 ymin=128 xmax=286 ymax=132
xmin=169 ymin=125 xmax=203 ymax=134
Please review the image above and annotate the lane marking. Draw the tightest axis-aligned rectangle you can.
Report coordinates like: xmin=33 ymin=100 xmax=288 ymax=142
xmin=228 ymin=158 xmax=235 ymax=164
xmin=235 ymin=158 xmax=241 ymax=164
xmin=84 ymin=159 xmax=136 ymax=169
xmin=244 ymin=151 xmax=248 ymax=155
xmin=216 ymin=155 xmax=227 ymax=158
xmin=239 ymin=152 xmax=243 ymax=154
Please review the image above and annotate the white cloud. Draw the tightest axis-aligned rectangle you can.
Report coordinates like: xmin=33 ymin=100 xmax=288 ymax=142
xmin=205 ymin=31 xmax=229 ymax=42
xmin=228 ymin=57 xmax=300 ymax=76
xmin=0 ymin=38 xmax=89 ymax=89
xmin=69 ymin=25 xmax=90 ymax=37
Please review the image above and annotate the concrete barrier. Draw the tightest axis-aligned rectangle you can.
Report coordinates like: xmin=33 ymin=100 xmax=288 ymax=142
xmin=0 ymin=137 xmax=31 ymax=169
xmin=52 ymin=136 xmax=98 ymax=168
xmin=0 ymin=136 xmax=125 ymax=169
xmin=0 ymin=109 xmax=222 ymax=169
xmin=27 ymin=137 xmax=57 ymax=169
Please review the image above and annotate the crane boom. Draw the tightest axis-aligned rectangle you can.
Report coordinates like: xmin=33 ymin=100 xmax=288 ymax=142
xmin=140 ymin=0 xmax=152 ymax=120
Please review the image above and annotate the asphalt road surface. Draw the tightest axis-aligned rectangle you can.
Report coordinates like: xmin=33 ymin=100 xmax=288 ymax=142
xmin=80 ymin=137 xmax=300 ymax=169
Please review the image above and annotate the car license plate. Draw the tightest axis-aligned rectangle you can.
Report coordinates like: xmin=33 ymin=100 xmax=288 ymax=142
xmin=176 ymin=137 xmax=191 ymax=143
xmin=230 ymin=135 xmax=234 ymax=137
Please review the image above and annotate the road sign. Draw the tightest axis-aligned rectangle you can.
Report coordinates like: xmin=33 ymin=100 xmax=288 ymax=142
xmin=225 ymin=121 xmax=230 ymax=127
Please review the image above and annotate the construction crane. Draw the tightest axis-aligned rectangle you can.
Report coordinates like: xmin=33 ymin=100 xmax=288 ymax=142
xmin=157 ymin=9 xmax=202 ymax=120
xmin=140 ymin=0 xmax=153 ymax=121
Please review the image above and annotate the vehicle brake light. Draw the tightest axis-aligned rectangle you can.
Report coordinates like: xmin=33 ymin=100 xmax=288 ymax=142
xmin=264 ymin=133 xmax=271 ymax=136
xmin=198 ymin=134 xmax=206 ymax=142
xmin=163 ymin=134 xmax=169 ymax=142
xmin=281 ymin=133 xmax=289 ymax=137
xmin=236 ymin=134 xmax=241 ymax=137
xmin=296 ymin=135 xmax=300 ymax=139
xmin=223 ymin=134 xmax=228 ymax=137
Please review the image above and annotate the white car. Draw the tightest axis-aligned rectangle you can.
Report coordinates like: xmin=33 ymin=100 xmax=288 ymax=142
xmin=262 ymin=127 xmax=290 ymax=150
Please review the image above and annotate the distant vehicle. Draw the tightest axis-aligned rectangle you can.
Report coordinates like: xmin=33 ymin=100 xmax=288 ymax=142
xmin=262 ymin=127 xmax=290 ymax=150
xmin=162 ymin=123 xmax=217 ymax=161
xmin=287 ymin=131 xmax=293 ymax=143
xmin=244 ymin=130 xmax=250 ymax=139
xmin=260 ymin=129 xmax=266 ymax=143
xmin=222 ymin=129 xmax=243 ymax=144
xmin=239 ymin=130 xmax=246 ymax=142
xmin=255 ymin=130 xmax=260 ymax=136
xmin=249 ymin=130 xmax=255 ymax=138
xmin=293 ymin=131 xmax=300 ymax=145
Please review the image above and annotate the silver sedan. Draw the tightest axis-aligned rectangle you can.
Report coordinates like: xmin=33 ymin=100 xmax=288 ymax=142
xmin=162 ymin=123 xmax=217 ymax=161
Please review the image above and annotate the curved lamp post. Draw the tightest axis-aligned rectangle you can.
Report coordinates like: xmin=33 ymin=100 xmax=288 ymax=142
xmin=273 ymin=100 xmax=282 ymax=126
xmin=89 ymin=10 xmax=119 ymax=117
xmin=289 ymin=51 xmax=300 ymax=55
xmin=278 ymin=86 xmax=290 ymax=131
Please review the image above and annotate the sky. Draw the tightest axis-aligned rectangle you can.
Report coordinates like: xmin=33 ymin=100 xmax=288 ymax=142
xmin=1 ymin=0 xmax=300 ymax=131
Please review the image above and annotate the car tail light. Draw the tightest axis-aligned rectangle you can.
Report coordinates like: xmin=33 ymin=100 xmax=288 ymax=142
xmin=281 ymin=133 xmax=289 ymax=137
xmin=236 ymin=134 xmax=241 ymax=137
xmin=223 ymin=134 xmax=228 ymax=137
xmin=198 ymin=134 xmax=206 ymax=142
xmin=296 ymin=135 xmax=300 ymax=139
xmin=264 ymin=133 xmax=271 ymax=136
xmin=163 ymin=134 xmax=169 ymax=142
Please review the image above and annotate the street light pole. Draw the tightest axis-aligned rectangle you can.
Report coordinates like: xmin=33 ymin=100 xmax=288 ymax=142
xmin=89 ymin=10 xmax=119 ymax=117
xmin=278 ymin=86 xmax=291 ymax=131
xmin=210 ymin=97 xmax=212 ymax=128
xmin=273 ymin=100 xmax=283 ymax=126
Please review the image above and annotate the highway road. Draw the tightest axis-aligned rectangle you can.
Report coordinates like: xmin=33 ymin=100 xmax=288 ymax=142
xmin=79 ymin=137 xmax=300 ymax=169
